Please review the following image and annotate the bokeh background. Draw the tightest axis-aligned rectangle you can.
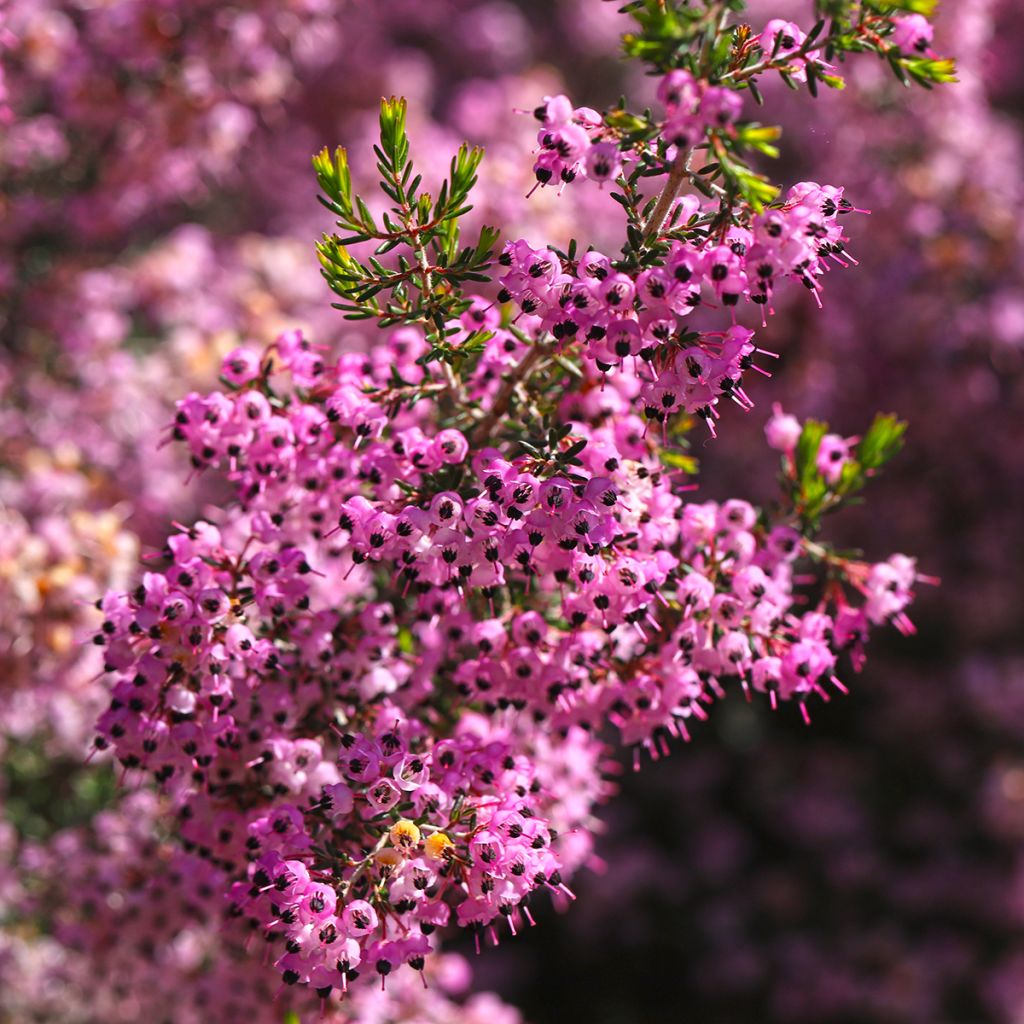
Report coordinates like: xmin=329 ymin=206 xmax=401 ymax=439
xmin=2 ymin=1 xmax=1023 ymax=1021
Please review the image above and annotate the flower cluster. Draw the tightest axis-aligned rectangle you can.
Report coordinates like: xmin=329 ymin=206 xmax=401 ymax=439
xmin=530 ymin=66 xmax=765 ymax=190
xmin=531 ymin=94 xmax=613 ymax=189
xmin=9 ymin=787 xmax=529 ymax=1024
xmin=233 ymin=716 xmax=576 ymax=995
xmin=499 ymin=176 xmax=859 ymax=434
xmin=89 ymin=310 xmax=926 ymax=1002
xmin=0 ymin=1 xmax=960 ymax=1020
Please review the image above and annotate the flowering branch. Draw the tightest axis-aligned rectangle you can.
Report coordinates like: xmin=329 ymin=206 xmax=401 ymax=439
xmin=87 ymin=0 xmax=952 ymax=1012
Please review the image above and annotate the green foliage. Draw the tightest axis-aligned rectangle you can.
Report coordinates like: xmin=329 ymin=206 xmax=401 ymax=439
xmin=620 ymin=0 xmax=740 ymax=74
xmin=660 ymin=447 xmax=700 ymax=475
xmin=866 ymin=0 xmax=938 ymax=14
xmin=314 ymin=98 xmax=498 ymax=352
xmin=856 ymin=412 xmax=907 ymax=470
xmin=792 ymin=418 xmax=831 ymax=526
xmin=890 ymin=54 xmax=959 ymax=87
xmin=620 ymin=0 xmax=957 ymax=101
xmin=788 ymin=413 xmax=907 ymax=530
xmin=818 ymin=0 xmax=938 ymax=17
xmin=733 ymin=123 xmax=782 ymax=159
xmin=814 ymin=4 xmax=956 ymax=87
xmin=516 ymin=422 xmax=591 ymax=475
xmin=3 ymin=738 xmax=117 ymax=841
xmin=713 ymin=142 xmax=780 ymax=211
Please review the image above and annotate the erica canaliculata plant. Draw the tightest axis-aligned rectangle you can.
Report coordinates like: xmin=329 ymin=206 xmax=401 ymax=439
xmin=91 ymin=0 xmax=951 ymax=1010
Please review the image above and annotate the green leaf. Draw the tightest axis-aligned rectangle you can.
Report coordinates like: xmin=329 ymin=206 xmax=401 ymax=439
xmin=397 ymin=627 xmax=415 ymax=654
xmin=553 ymin=355 xmax=583 ymax=379
xmin=835 ymin=458 xmax=865 ymax=496
xmin=605 ymin=108 xmax=650 ymax=133
xmin=856 ymin=413 xmax=907 ymax=471
xmin=867 ymin=0 xmax=937 ymax=14
xmin=900 ymin=55 xmax=958 ymax=85
xmin=313 ymin=145 xmax=353 ymax=217
xmin=717 ymin=149 xmax=780 ymax=212
xmin=734 ymin=123 xmax=783 ymax=159
xmin=660 ymin=449 xmax=698 ymax=474
xmin=378 ymin=96 xmax=410 ymax=172
xmin=795 ymin=419 xmax=828 ymax=491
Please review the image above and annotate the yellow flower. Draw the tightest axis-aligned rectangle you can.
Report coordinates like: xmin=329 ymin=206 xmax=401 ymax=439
xmin=388 ymin=819 xmax=421 ymax=850
xmin=423 ymin=832 xmax=454 ymax=862
xmin=374 ymin=848 xmax=403 ymax=869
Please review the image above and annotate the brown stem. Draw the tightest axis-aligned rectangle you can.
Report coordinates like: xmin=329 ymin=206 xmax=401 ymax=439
xmin=643 ymin=155 xmax=691 ymax=242
xmin=438 ymin=360 xmax=472 ymax=411
xmin=470 ymin=341 xmax=549 ymax=446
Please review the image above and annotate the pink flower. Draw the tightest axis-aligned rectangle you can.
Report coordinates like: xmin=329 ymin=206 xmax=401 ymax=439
xmin=816 ymin=433 xmax=853 ymax=484
xmin=765 ymin=403 xmax=802 ymax=453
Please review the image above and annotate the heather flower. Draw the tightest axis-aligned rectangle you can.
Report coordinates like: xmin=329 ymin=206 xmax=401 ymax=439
xmin=890 ymin=14 xmax=936 ymax=55
xmin=816 ymin=432 xmax=853 ymax=483
xmin=765 ymin=403 xmax=802 ymax=453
